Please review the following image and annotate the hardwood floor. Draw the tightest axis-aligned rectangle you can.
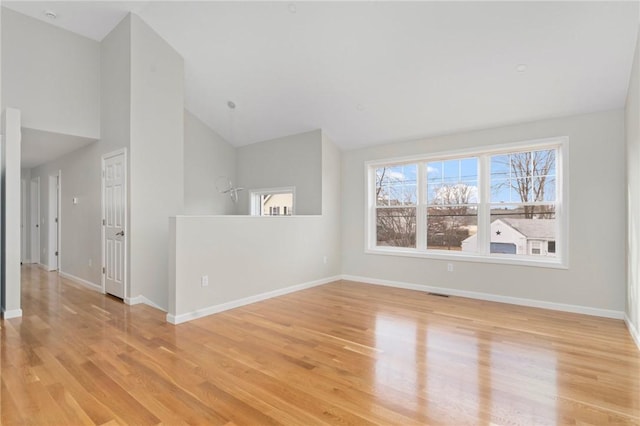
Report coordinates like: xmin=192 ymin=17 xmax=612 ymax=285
xmin=2 ymin=265 xmax=639 ymax=425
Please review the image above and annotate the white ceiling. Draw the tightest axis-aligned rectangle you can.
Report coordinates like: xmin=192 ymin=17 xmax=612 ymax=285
xmin=4 ymin=1 xmax=640 ymax=150
xmin=21 ymin=128 xmax=97 ymax=169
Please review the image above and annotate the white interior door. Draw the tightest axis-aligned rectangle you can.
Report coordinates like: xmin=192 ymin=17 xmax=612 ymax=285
xmin=21 ymin=179 xmax=27 ymax=263
xmin=30 ymin=177 xmax=40 ymax=264
xmin=102 ymin=150 xmax=127 ymax=299
xmin=47 ymin=173 xmax=60 ymax=271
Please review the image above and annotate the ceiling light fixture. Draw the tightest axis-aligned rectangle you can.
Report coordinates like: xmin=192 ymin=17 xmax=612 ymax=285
xmin=288 ymin=3 xmax=297 ymax=13
xmin=516 ymin=64 xmax=527 ymax=73
xmin=227 ymin=100 xmax=236 ymax=110
xmin=43 ymin=10 xmax=57 ymax=20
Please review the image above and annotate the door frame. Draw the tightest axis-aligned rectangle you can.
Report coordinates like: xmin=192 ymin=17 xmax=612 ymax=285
xmin=101 ymin=148 xmax=128 ymax=296
xmin=30 ymin=177 xmax=40 ymax=264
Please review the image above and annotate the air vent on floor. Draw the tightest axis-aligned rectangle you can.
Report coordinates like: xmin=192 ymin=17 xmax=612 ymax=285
xmin=427 ymin=292 xmax=450 ymax=298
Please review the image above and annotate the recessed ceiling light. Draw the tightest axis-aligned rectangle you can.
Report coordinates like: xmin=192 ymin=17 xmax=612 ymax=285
xmin=227 ymin=101 xmax=236 ymax=110
xmin=288 ymin=3 xmax=297 ymax=13
xmin=43 ymin=10 xmax=57 ymax=20
xmin=516 ymin=64 xmax=527 ymax=73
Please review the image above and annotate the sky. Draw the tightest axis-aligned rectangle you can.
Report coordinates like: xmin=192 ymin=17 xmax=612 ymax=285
xmin=376 ymin=149 xmax=556 ymax=206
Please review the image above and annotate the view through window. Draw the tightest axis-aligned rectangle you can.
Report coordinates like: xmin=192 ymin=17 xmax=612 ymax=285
xmin=251 ymin=188 xmax=295 ymax=216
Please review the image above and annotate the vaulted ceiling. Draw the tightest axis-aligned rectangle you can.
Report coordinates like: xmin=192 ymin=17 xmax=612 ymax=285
xmin=5 ymin=1 xmax=639 ymax=150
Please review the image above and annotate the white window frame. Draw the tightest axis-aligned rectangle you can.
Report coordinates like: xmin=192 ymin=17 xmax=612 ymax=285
xmin=250 ymin=186 xmax=296 ymax=216
xmin=365 ymin=137 xmax=568 ymax=269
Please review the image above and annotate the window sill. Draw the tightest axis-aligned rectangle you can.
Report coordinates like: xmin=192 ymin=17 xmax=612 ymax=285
xmin=365 ymin=247 xmax=568 ymax=269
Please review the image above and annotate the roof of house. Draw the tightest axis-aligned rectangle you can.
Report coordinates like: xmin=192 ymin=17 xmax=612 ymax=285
xmin=499 ymin=218 xmax=555 ymax=239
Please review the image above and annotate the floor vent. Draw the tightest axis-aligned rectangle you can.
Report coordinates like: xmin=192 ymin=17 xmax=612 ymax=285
xmin=427 ymin=292 xmax=450 ymax=298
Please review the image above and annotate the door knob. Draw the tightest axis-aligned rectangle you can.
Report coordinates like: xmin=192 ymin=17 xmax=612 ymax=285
xmin=116 ymin=231 xmax=125 ymax=237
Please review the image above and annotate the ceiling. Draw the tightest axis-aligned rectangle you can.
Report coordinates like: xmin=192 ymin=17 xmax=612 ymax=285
xmin=4 ymin=1 xmax=640 ymax=151
xmin=21 ymin=128 xmax=97 ymax=169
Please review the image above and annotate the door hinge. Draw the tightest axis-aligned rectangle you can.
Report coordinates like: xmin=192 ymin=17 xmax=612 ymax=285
xmin=102 ymin=267 xmax=105 ymax=274
xmin=55 ymin=251 xmax=58 ymax=256
xmin=102 ymin=219 xmax=105 ymax=226
xmin=55 ymin=217 xmax=58 ymax=223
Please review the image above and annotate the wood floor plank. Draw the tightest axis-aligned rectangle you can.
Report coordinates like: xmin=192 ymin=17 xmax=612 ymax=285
xmin=2 ymin=265 xmax=639 ymax=425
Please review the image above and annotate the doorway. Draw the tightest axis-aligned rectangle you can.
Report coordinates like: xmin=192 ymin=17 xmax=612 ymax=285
xmin=30 ymin=177 xmax=40 ymax=264
xmin=102 ymin=149 xmax=127 ymax=299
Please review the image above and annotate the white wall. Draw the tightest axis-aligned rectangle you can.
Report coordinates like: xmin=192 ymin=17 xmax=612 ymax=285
xmin=129 ymin=14 xmax=184 ymax=309
xmin=184 ymin=110 xmax=236 ymax=215
xmin=1 ymin=108 xmax=22 ymax=318
xmin=236 ymin=129 xmax=322 ymax=215
xmin=168 ymin=130 xmax=341 ymax=323
xmin=1 ymin=8 xmax=100 ymax=139
xmin=626 ymin=26 xmax=640 ymax=345
xmin=342 ymin=109 xmax=626 ymax=314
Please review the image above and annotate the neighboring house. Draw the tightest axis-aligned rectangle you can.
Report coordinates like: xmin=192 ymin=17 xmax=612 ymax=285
xmin=462 ymin=218 xmax=556 ymax=256
xmin=261 ymin=193 xmax=293 ymax=216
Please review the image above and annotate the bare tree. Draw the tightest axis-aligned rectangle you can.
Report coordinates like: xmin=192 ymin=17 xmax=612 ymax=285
xmin=494 ymin=150 xmax=555 ymax=218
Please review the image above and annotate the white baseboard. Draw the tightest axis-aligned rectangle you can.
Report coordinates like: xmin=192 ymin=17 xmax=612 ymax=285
xmin=59 ymin=271 xmax=102 ymax=292
xmin=167 ymin=275 xmax=341 ymax=325
xmin=37 ymin=263 xmax=49 ymax=271
xmin=126 ymin=295 xmax=166 ymax=312
xmin=624 ymin=314 xmax=640 ymax=351
xmin=341 ymin=275 xmax=625 ymax=320
xmin=2 ymin=308 xmax=23 ymax=319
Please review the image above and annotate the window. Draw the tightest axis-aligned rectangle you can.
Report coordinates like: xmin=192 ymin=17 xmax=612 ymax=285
xmin=548 ymin=241 xmax=556 ymax=254
xmin=375 ymin=164 xmax=417 ymax=247
xmin=531 ymin=241 xmax=542 ymax=255
xmin=366 ymin=138 xmax=566 ymax=268
xmin=427 ymin=158 xmax=478 ymax=251
xmin=250 ymin=187 xmax=295 ymax=216
xmin=489 ymin=148 xmax=557 ymax=257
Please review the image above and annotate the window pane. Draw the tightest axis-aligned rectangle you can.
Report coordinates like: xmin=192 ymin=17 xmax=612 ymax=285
xmin=427 ymin=206 xmax=478 ymax=251
xmin=443 ymin=161 xmax=459 ymax=182
xmin=489 ymin=205 xmax=556 ymax=256
xmin=376 ymin=208 xmax=416 ymax=248
xmin=260 ymin=192 xmax=293 ymax=216
xmin=490 ymin=154 xmax=510 ymax=178
xmin=491 ymin=149 xmax=557 ymax=203
xmin=427 ymin=162 xmax=442 ymax=182
xmin=376 ymin=164 xmax=417 ymax=206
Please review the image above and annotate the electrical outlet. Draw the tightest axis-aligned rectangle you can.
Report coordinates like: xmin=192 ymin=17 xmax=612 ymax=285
xmin=201 ymin=275 xmax=209 ymax=287
xmin=323 ymin=256 xmax=328 ymax=264
xmin=447 ymin=263 xmax=454 ymax=272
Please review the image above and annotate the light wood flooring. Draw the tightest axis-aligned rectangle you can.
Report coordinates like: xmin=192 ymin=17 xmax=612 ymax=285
xmin=1 ymin=264 xmax=639 ymax=425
